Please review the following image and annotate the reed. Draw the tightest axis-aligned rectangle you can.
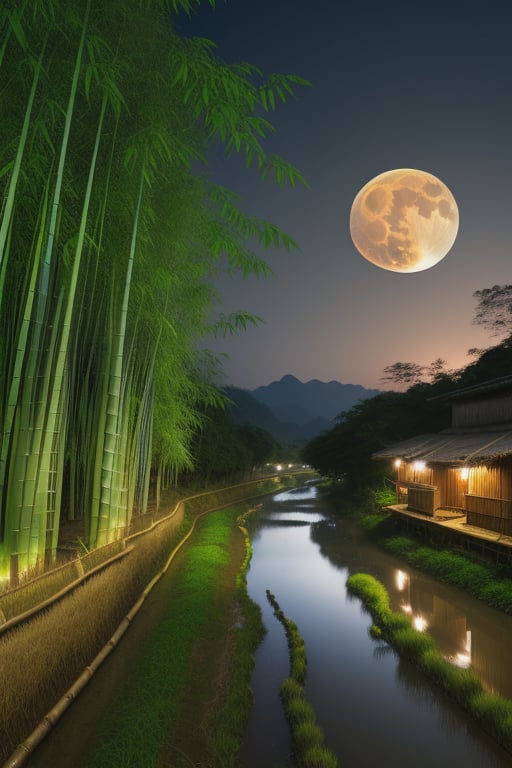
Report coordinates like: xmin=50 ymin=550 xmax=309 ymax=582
xmin=360 ymin=514 xmax=512 ymax=613
xmin=207 ymin=525 xmax=267 ymax=768
xmin=347 ymin=572 xmax=512 ymax=755
xmin=81 ymin=506 xmax=265 ymax=768
xmin=0 ymin=517 xmax=184 ymax=763
xmin=266 ymin=590 xmax=339 ymax=768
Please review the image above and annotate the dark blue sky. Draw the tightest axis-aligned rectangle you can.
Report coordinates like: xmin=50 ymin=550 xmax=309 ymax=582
xmin=178 ymin=0 xmax=512 ymax=390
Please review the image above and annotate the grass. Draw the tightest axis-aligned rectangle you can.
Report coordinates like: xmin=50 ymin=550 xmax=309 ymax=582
xmin=362 ymin=514 xmax=512 ymax=613
xmin=80 ymin=507 xmax=261 ymax=768
xmin=0 ymin=516 xmax=188 ymax=763
xmin=206 ymin=523 xmax=267 ymax=767
xmin=1 ymin=475 xmax=304 ymax=766
xmin=266 ymin=590 xmax=338 ymax=768
xmin=0 ymin=539 xmax=127 ymax=622
xmin=346 ymin=572 xmax=512 ymax=755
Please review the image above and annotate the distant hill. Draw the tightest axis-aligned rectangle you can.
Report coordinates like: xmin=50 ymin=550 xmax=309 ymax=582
xmin=252 ymin=374 xmax=380 ymax=424
xmin=224 ymin=375 xmax=380 ymax=445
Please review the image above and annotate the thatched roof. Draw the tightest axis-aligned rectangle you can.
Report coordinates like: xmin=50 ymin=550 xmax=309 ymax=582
xmin=373 ymin=428 xmax=512 ymax=467
xmin=429 ymin=374 xmax=512 ymax=402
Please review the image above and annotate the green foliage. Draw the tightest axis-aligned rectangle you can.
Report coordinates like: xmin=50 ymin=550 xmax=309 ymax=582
xmin=266 ymin=590 xmax=338 ymax=767
xmin=207 ymin=526 xmax=267 ymax=768
xmin=472 ymin=285 xmax=512 ymax=338
xmin=379 ymin=534 xmax=512 ymax=613
xmin=82 ymin=507 xmax=254 ymax=768
xmin=237 ymin=424 xmax=280 ymax=466
xmin=301 ymin=314 xmax=512 ymax=493
xmin=301 ymin=385 xmax=452 ymax=490
xmin=347 ymin=571 xmax=512 ymax=753
xmin=0 ymin=0 xmax=308 ymax=577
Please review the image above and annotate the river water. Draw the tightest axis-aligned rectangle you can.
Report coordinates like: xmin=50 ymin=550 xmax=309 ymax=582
xmin=241 ymin=482 xmax=512 ymax=768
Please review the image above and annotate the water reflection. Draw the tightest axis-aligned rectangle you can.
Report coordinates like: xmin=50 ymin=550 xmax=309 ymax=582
xmin=388 ymin=566 xmax=511 ymax=692
xmin=272 ymin=483 xmax=318 ymax=503
xmin=243 ymin=485 xmax=512 ymax=768
xmin=393 ymin=568 xmax=471 ymax=668
xmin=312 ymin=516 xmax=512 ymax=699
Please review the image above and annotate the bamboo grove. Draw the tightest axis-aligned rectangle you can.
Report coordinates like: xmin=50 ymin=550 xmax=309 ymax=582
xmin=0 ymin=0 xmax=308 ymax=584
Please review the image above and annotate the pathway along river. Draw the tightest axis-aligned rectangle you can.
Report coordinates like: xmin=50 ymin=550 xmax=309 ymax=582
xmin=23 ymin=482 xmax=512 ymax=767
xmin=240 ymin=482 xmax=512 ymax=768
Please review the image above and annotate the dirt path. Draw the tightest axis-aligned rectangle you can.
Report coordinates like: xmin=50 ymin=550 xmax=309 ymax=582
xmin=160 ymin=528 xmax=246 ymax=767
xmin=26 ymin=520 xmax=246 ymax=768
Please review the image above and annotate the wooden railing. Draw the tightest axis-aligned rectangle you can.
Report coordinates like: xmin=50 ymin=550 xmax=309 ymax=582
xmin=465 ymin=494 xmax=512 ymax=536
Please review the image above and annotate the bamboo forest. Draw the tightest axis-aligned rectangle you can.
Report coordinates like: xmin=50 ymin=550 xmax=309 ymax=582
xmin=0 ymin=0 xmax=307 ymax=585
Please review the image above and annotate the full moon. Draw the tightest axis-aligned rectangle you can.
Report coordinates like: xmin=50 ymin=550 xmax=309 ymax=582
xmin=349 ymin=168 xmax=459 ymax=273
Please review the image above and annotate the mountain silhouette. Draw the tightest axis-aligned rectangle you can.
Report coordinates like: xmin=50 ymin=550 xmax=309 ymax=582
xmin=252 ymin=374 xmax=380 ymax=423
xmin=225 ymin=375 xmax=380 ymax=445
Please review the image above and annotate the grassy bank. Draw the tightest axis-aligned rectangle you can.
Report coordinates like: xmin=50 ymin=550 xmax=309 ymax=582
xmin=2 ymin=476 xmax=302 ymax=766
xmin=360 ymin=512 xmax=512 ymax=613
xmin=322 ymin=479 xmax=512 ymax=614
xmin=346 ymin=572 xmax=512 ymax=755
xmin=81 ymin=507 xmax=264 ymax=768
xmin=0 ymin=514 xmax=190 ymax=764
xmin=266 ymin=590 xmax=338 ymax=768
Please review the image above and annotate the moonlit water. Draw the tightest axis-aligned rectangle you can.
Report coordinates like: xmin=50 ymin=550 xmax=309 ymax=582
xmin=241 ymin=483 xmax=512 ymax=768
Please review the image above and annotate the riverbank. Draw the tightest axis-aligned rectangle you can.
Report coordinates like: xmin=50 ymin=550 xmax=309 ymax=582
xmin=80 ymin=506 xmax=264 ymax=768
xmin=320 ymin=483 xmax=512 ymax=613
xmin=1 ymin=474 xmax=308 ymax=767
xmin=346 ymin=572 xmax=512 ymax=756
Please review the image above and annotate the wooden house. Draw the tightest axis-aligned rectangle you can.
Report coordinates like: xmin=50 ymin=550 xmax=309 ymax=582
xmin=373 ymin=375 xmax=512 ymax=534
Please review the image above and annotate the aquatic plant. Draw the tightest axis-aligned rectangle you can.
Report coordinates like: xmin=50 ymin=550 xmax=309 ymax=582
xmin=266 ymin=590 xmax=339 ymax=768
xmin=347 ymin=571 xmax=512 ymax=755
xmin=363 ymin=521 xmax=512 ymax=613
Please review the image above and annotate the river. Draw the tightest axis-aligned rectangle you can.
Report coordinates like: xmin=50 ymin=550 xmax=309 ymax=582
xmin=240 ymin=482 xmax=512 ymax=768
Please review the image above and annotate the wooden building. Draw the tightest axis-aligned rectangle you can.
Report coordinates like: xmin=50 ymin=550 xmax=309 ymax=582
xmin=373 ymin=375 xmax=512 ymax=534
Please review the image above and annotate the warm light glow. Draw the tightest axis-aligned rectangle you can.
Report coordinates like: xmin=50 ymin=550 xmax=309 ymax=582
xmin=350 ymin=168 xmax=459 ymax=272
xmin=413 ymin=461 xmax=426 ymax=471
xmin=395 ymin=569 xmax=407 ymax=591
xmin=448 ymin=630 xmax=472 ymax=668
xmin=394 ymin=458 xmax=401 ymax=468
xmin=413 ymin=615 xmax=427 ymax=632
xmin=460 ymin=467 xmax=469 ymax=480
xmin=276 ymin=464 xmax=282 ymax=471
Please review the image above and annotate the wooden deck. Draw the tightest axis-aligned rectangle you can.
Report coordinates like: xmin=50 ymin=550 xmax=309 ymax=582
xmin=383 ymin=503 xmax=512 ymax=560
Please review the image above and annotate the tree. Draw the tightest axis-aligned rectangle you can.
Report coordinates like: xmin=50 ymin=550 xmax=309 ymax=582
xmin=381 ymin=362 xmax=427 ymax=387
xmin=237 ymin=425 xmax=278 ymax=467
xmin=302 ymin=382 xmax=453 ymax=492
xmin=473 ymin=285 xmax=512 ymax=338
xmin=0 ymin=0 xmax=308 ymax=581
xmin=381 ymin=358 xmax=453 ymax=388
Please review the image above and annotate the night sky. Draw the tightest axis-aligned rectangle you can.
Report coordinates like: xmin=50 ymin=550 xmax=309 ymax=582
xmin=178 ymin=0 xmax=512 ymax=391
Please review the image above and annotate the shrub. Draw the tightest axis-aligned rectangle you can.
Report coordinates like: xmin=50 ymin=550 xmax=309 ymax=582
xmin=280 ymin=676 xmax=304 ymax=703
xmin=284 ymin=695 xmax=316 ymax=725
xmin=268 ymin=593 xmax=338 ymax=767
xmin=302 ymin=744 xmax=339 ymax=768
xmin=294 ymin=719 xmax=324 ymax=751
xmin=347 ymin=571 xmax=512 ymax=755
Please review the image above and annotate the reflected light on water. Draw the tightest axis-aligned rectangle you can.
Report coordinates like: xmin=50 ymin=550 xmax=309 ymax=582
xmin=395 ymin=569 xmax=413 ymax=614
xmin=393 ymin=568 xmax=474 ymax=669
xmin=449 ymin=630 xmax=472 ymax=669
xmin=413 ymin=615 xmax=428 ymax=632
xmin=396 ymin=569 xmax=408 ymax=592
